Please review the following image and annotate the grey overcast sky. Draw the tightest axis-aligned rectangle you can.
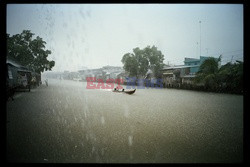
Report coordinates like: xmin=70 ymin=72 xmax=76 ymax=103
xmin=7 ymin=4 xmax=243 ymax=72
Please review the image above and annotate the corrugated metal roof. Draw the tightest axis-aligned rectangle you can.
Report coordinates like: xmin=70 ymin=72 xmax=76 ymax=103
xmin=17 ymin=69 xmax=32 ymax=73
xmin=6 ymin=59 xmax=22 ymax=68
xmin=7 ymin=58 xmax=33 ymax=73
xmin=162 ymin=65 xmax=199 ymax=70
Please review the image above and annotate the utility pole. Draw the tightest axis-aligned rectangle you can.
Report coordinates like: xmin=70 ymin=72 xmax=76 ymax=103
xmin=199 ymin=21 xmax=202 ymax=57
xmin=196 ymin=42 xmax=199 ymax=58
xmin=206 ymin=48 xmax=209 ymax=56
xmin=231 ymin=55 xmax=234 ymax=63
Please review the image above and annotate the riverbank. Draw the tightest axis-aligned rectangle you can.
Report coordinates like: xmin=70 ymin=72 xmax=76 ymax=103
xmin=163 ymin=83 xmax=244 ymax=95
xmin=85 ymin=79 xmax=243 ymax=95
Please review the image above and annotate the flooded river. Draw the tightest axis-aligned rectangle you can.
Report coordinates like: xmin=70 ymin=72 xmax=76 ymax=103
xmin=7 ymin=79 xmax=243 ymax=163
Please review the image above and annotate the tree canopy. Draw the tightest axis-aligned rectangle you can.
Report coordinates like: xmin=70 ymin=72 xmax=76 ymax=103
xmin=194 ymin=56 xmax=221 ymax=88
xmin=7 ymin=30 xmax=55 ymax=73
xmin=217 ymin=60 xmax=243 ymax=92
xmin=121 ymin=45 xmax=164 ymax=78
xmin=195 ymin=55 xmax=243 ymax=93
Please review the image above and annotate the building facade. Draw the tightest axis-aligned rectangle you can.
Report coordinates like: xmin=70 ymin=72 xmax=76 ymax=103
xmin=161 ymin=56 xmax=213 ymax=87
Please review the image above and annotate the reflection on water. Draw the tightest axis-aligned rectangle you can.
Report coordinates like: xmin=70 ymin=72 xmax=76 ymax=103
xmin=7 ymin=79 xmax=243 ymax=163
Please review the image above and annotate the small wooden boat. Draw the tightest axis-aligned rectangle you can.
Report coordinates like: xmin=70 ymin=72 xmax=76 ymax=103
xmin=113 ymin=89 xmax=136 ymax=95
xmin=124 ymin=89 xmax=136 ymax=95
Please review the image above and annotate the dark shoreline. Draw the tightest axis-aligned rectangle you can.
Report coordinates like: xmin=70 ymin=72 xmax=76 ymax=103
xmin=76 ymin=79 xmax=243 ymax=96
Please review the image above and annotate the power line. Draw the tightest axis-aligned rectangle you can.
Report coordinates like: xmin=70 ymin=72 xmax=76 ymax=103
xmin=221 ymin=58 xmax=243 ymax=63
xmin=222 ymin=56 xmax=243 ymax=60
xmin=165 ymin=50 xmax=243 ymax=65
xmin=221 ymin=49 xmax=243 ymax=54
xmin=222 ymin=58 xmax=243 ymax=62
xmin=221 ymin=54 xmax=243 ymax=59
xmin=222 ymin=53 xmax=243 ymax=57
xmin=206 ymin=49 xmax=243 ymax=58
xmin=222 ymin=55 xmax=243 ymax=60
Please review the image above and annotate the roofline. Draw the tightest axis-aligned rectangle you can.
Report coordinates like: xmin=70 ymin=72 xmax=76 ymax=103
xmin=17 ymin=69 xmax=32 ymax=73
xmin=184 ymin=56 xmax=212 ymax=62
xmin=161 ymin=65 xmax=200 ymax=70
xmin=7 ymin=59 xmax=22 ymax=68
xmin=184 ymin=60 xmax=200 ymax=62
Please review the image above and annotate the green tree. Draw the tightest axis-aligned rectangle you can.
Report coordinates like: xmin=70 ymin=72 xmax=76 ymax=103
xmin=198 ymin=56 xmax=221 ymax=75
xmin=121 ymin=53 xmax=139 ymax=77
xmin=217 ymin=61 xmax=243 ymax=92
xmin=195 ymin=55 xmax=243 ymax=93
xmin=143 ymin=46 xmax=165 ymax=78
xmin=121 ymin=45 xmax=164 ymax=78
xmin=195 ymin=56 xmax=221 ymax=90
xmin=7 ymin=30 xmax=55 ymax=73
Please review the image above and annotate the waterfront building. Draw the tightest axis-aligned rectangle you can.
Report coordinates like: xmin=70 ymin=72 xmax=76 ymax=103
xmin=161 ymin=56 xmax=218 ymax=87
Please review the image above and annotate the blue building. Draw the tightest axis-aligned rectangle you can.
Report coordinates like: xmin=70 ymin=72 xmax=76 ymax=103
xmin=184 ymin=56 xmax=211 ymax=74
xmin=161 ymin=56 xmax=217 ymax=86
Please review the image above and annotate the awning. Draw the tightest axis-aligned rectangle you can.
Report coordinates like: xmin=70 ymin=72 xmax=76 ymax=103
xmin=7 ymin=60 xmax=22 ymax=68
xmin=17 ymin=69 xmax=32 ymax=73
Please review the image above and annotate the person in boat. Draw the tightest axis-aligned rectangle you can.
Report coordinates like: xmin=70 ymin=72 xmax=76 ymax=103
xmin=114 ymin=86 xmax=123 ymax=92
xmin=114 ymin=86 xmax=119 ymax=91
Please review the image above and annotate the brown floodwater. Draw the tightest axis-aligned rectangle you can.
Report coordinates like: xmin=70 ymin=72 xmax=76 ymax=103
xmin=7 ymin=79 xmax=243 ymax=163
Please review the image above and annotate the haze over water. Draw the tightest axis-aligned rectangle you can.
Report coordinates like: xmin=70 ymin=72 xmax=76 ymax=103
xmin=7 ymin=79 xmax=243 ymax=162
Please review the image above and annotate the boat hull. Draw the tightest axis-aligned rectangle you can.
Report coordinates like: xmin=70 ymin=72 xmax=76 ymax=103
xmin=112 ymin=89 xmax=136 ymax=95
